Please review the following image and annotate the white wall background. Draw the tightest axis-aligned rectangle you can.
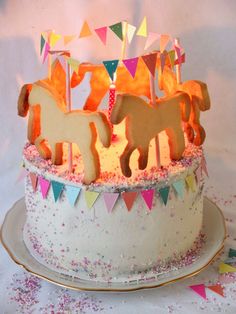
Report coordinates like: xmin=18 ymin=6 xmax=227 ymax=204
xmin=0 ymin=0 xmax=236 ymax=214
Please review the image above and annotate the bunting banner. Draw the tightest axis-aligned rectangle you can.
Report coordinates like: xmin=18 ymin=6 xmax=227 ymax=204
xmin=174 ymin=53 xmax=185 ymax=65
xmin=160 ymin=52 xmax=167 ymax=73
xmin=40 ymin=34 xmax=46 ymax=55
xmin=39 ymin=176 xmax=51 ymax=199
xmin=29 ymin=172 xmax=38 ymax=192
xmin=64 ymin=35 xmax=77 ymax=45
xmin=136 ymin=16 xmax=147 ymax=37
xmin=141 ymin=189 xmax=155 ymax=211
xmin=79 ymin=21 xmax=92 ymax=38
xmin=85 ymin=191 xmax=100 ymax=209
xmin=229 ymin=248 xmax=236 ymax=258
xmin=122 ymin=191 xmax=138 ymax=211
xmin=185 ymin=174 xmax=196 ymax=192
xmin=43 ymin=42 xmax=50 ymax=64
xmin=50 ymin=33 xmax=62 ymax=48
xmin=20 ymin=164 xmax=203 ymax=212
xmin=159 ymin=186 xmax=170 ymax=205
xmin=103 ymin=59 xmax=119 ymax=81
xmin=219 ymin=262 xmax=236 ymax=274
xmin=103 ymin=192 xmax=119 ymax=213
xmin=122 ymin=57 xmax=139 ymax=78
xmin=144 ymin=32 xmax=160 ymax=50
xmin=66 ymin=57 xmax=80 ymax=74
xmin=168 ymin=50 xmax=175 ymax=68
xmin=160 ymin=34 xmax=170 ymax=52
xmin=141 ymin=52 xmax=158 ymax=77
xmin=126 ymin=23 xmax=136 ymax=43
xmin=109 ymin=22 xmax=123 ymax=41
xmin=174 ymin=44 xmax=182 ymax=66
xmin=189 ymin=284 xmax=207 ymax=299
xmin=172 ymin=180 xmax=185 ymax=199
xmin=95 ymin=26 xmax=107 ymax=45
xmin=51 ymin=181 xmax=64 ymax=202
xmin=65 ymin=185 xmax=81 ymax=206
xmin=207 ymin=284 xmax=224 ymax=297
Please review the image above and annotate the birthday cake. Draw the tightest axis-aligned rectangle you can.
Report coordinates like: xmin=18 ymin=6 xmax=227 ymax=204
xmin=18 ymin=27 xmax=210 ymax=282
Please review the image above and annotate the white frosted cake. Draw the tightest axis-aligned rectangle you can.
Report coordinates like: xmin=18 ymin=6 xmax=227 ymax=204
xmin=17 ymin=38 xmax=210 ymax=282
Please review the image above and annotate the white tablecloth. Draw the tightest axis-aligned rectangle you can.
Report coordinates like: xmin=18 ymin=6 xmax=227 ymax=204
xmin=1 ymin=149 xmax=236 ymax=314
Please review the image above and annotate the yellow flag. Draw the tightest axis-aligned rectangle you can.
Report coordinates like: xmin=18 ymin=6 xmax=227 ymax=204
xmin=50 ymin=33 xmax=62 ymax=48
xmin=79 ymin=21 xmax=92 ymax=38
xmin=66 ymin=57 xmax=80 ymax=74
xmin=136 ymin=16 xmax=147 ymax=37
xmin=85 ymin=191 xmax=100 ymax=209
xmin=185 ymin=174 xmax=196 ymax=192
xmin=219 ymin=262 xmax=236 ymax=274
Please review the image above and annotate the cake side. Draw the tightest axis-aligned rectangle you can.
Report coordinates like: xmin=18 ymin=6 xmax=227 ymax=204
xmin=23 ymin=143 xmax=205 ymax=282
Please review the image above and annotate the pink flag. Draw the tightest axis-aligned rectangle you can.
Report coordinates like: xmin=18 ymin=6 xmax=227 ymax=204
xmin=189 ymin=284 xmax=207 ymax=299
xmin=141 ymin=52 xmax=158 ymax=77
xmin=43 ymin=42 xmax=50 ymax=64
xmin=122 ymin=57 xmax=139 ymax=78
xmin=39 ymin=177 xmax=50 ymax=199
xmin=144 ymin=32 xmax=160 ymax=50
xmin=29 ymin=172 xmax=38 ymax=192
xmin=194 ymin=166 xmax=202 ymax=184
xmin=95 ymin=26 xmax=107 ymax=45
xmin=174 ymin=53 xmax=185 ymax=65
xmin=103 ymin=192 xmax=119 ymax=213
xmin=141 ymin=189 xmax=155 ymax=211
xmin=174 ymin=45 xmax=182 ymax=66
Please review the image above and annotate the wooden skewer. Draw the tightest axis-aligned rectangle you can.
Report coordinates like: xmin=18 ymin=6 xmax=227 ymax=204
xmin=66 ymin=53 xmax=73 ymax=172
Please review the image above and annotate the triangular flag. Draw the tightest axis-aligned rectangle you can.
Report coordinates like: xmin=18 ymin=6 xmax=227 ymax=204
xmin=141 ymin=52 xmax=157 ymax=77
xmin=194 ymin=166 xmax=202 ymax=184
xmin=207 ymin=284 xmax=224 ymax=297
xmin=66 ymin=57 xmax=80 ymax=74
xmin=40 ymin=34 xmax=46 ymax=55
xmin=168 ymin=50 xmax=175 ymax=68
xmin=136 ymin=16 xmax=147 ymax=37
xmin=174 ymin=45 xmax=182 ymax=66
xmin=159 ymin=186 xmax=170 ymax=205
xmin=219 ymin=262 xmax=236 ymax=274
xmin=109 ymin=22 xmax=123 ymax=41
xmin=85 ymin=191 xmax=100 ymax=209
xmin=103 ymin=59 xmax=119 ymax=81
xmin=64 ymin=35 xmax=77 ymax=45
xmin=189 ymin=284 xmax=206 ymax=299
xmin=43 ymin=42 xmax=50 ymax=63
xmin=50 ymin=33 xmax=61 ymax=48
xmin=95 ymin=26 xmax=107 ymax=45
xmin=51 ymin=181 xmax=64 ymax=202
xmin=201 ymin=156 xmax=209 ymax=177
xmin=57 ymin=55 xmax=67 ymax=72
xmin=39 ymin=177 xmax=50 ymax=199
xmin=160 ymin=34 xmax=170 ymax=52
xmin=141 ymin=189 xmax=155 ymax=211
xmin=229 ymin=248 xmax=236 ymax=258
xmin=79 ymin=21 xmax=92 ymax=38
xmin=65 ymin=185 xmax=81 ymax=206
xmin=174 ymin=53 xmax=185 ymax=65
xmin=103 ymin=192 xmax=119 ymax=213
xmin=29 ymin=172 xmax=38 ymax=192
xmin=122 ymin=57 xmax=139 ymax=78
xmin=126 ymin=23 xmax=136 ymax=43
xmin=122 ymin=191 xmax=138 ymax=211
xmin=172 ymin=180 xmax=185 ymax=199
xmin=144 ymin=32 xmax=160 ymax=50
xmin=185 ymin=174 xmax=196 ymax=192
xmin=16 ymin=167 xmax=28 ymax=183
xmin=160 ymin=52 xmax=167 ymax=73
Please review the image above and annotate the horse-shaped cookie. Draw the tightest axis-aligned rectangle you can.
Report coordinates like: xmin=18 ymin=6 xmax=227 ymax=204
xmin=157 ymin=65 xmax=210 ymax=146
xmin=18 ymin=60 xmax=67 ymax=144
xmin=23 ymin=80 xmax=111 ymax=184
xmin=110 ymin=92 xmax=191 ymax=177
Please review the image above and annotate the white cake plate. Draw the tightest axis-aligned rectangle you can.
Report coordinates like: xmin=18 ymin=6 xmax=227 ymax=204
xmin=0 ymin=197 xmax=226 ymax=292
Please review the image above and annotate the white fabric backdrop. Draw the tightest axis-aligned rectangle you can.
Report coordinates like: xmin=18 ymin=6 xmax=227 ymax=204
xmin=0 ymin=0 xmax=236 ymax=313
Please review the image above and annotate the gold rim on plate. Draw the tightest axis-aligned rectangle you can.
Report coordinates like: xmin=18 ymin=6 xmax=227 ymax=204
xmin=0 ymin=197 xmax=227 ymax=292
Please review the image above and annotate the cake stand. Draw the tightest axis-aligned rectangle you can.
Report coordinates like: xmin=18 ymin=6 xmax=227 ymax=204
xmin=0 ymin=197 xmax=226 ymax=292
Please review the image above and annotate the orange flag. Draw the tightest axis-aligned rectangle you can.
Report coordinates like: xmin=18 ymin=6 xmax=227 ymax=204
xmin=79 ymin=21 xmax=92 ymax=38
